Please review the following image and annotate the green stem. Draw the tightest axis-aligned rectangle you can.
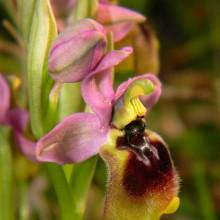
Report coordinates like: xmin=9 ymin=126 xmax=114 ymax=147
xmin=70 ymin=156 xmax=98 ymax=220
xmin=0 ymin=127 xmax=14 ymax=220
xmin=44 ymin=82 xmax=62 ymax=132
xmin=45 ymin=163 xmax=77 ymax=220
xmin=19 ymin=181 xmax=29 ymax=220
xmin=59 ymin=83 xmax=83 ymax=120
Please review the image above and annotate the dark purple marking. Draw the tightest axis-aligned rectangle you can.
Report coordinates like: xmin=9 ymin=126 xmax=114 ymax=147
xmin=118 ymin=136 xmax=174 ymax=197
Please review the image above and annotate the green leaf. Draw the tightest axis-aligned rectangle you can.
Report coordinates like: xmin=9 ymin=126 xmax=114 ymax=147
xmin=27 ymin=0 xmax=57 ymax=138
xmin=45 ymin=163 xmax=77 ymax=220
xmin=70 ymin=156 xmax=98 ymax=220
xmin=0 ymin=127 xmax=14 ymax=220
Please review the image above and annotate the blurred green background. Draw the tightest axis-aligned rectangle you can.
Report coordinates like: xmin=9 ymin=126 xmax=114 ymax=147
xmin=0 ymin=0 xmax=220 ymax=220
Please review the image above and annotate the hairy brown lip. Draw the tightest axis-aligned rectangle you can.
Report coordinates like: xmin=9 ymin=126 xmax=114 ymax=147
xmin=117 ymin=134 xmax=174 ymax=197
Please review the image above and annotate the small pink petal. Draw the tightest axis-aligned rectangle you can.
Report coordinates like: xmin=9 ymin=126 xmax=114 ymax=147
xmin=92 ymin=47 xmax=133 ymax=74
xmin=7 ymin=109 xmax=29 ymax=131
xmin=105 ymin=22 xmax=134 ymax=42
xmin=114 ymin=73 xmax=162 ymax=109
xmin=96 ymin=4 xmax=146 ymax=41
xmin=96 ymin=4 xmax=146 ymax=25
xmin=6 ymin=108 xmax=38 ymax=162
xmin=14 ymin=131 xmax=38 ymax=162
xmin=82 ymin=69 xmax=114 ymax=129
xmin=36 ymin=113 xmax=108 ymax=164
xmin=0 ymin=74 xmax=10 ymax=124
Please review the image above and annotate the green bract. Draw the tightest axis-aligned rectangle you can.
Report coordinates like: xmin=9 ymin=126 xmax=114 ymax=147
xmin=27 ymin=0 xmax=57 ymax=138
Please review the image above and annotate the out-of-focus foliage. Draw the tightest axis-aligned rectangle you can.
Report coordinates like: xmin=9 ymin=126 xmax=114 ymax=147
xmin=0 ymin=0 xmax=219 ymax=220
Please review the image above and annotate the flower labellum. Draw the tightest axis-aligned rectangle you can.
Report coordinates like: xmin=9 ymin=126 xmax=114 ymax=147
xmin=49 ymin=18 xmax=107 ymax=83
xmin=99 ymin=77 xmax=179 ymax=220
xmin=100 ymin=127 xmax=179 ymax=220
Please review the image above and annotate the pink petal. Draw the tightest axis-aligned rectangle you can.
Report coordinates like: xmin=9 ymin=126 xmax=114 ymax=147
xmin=0 ymin=74 xmax=10 ymax=123
xmin=92 ymin=47 xmax=133 ymax=74
xmin=82 ymin=69 xmax=114 ymax=129
xmin=6 ymin=108 xmax=38 ymax=162
xmin=105 ymin=22 xmax=134 ymax=42
xmin=7 ymin=109 xmax=29 ymax=131
xmin=36 ymin=113 xmax=108 ymax=164
xmin=96 ymin=4 xmax=146 ymax=41
xmin=14 ymin=131 xmax=38 ymax=162
xmin=114 ymin=73 xmax=162 ymax=109
xmin=82 ymin=47 xmax=132 ymax=128
xmin=96 ymin=4 xmax=146 ymax=25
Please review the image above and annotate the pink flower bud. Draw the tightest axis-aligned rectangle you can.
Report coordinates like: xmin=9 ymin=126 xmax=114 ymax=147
xmin=49 ymin=19 xmax=107 ymax=83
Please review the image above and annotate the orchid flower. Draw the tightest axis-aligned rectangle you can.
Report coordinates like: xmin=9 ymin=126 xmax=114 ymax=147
xmin=33 ymin=15 xmax=179 ymax=219
xmin=0 ymin=74 xmax=36 ymax=161
xmin=35 ymin=73 xmax=161 ymax=164
xmin=35 ymin=69 xmax=179 ymax=219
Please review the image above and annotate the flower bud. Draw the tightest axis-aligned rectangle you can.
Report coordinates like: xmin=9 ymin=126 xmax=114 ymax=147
xmin=132 ymin=24 xmax=160 ymax=74
xmin=49 ymin=18 xmax=107 ymax=83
